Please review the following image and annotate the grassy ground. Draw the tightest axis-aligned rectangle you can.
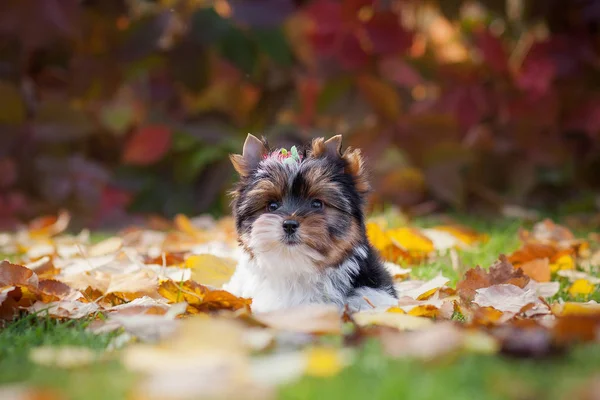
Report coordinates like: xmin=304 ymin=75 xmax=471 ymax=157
xmin=1 ymin=215 xmax=599 ymax=399
xmin=0 ymin=315 xmax=132 ymax=400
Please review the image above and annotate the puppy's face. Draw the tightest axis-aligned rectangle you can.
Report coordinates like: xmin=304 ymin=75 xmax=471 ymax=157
xmin=230 ymin=135 xmax=370 ymax=268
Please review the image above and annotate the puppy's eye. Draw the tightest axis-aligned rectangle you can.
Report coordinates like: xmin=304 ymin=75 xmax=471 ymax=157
xmin=311 ymin=199 xmax=323 ymax=209
xmin=267 ymin=201 xmax=280 ymax=212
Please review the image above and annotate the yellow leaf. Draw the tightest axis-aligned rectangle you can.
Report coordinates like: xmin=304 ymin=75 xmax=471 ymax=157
xmin=552 ymin=301 xmax=600 ymax=316
xmin=185 ymin=254 xmax=237 ymax=288
xmin=366 ymin=222 xmax=392 ymax=251
xmin=174 ymin=214 xmax=204 ymax=239
xmin=387 ymin=306 xmax=406 ymax=314
xmin=568 ymin=279 xmax=596 ymax=297
xmin=407 ymin=305 xmax=439 ymax=318
xmin=387 ymin=227 xmax=434 ymax=255
xmin=158 ymin=280 xmax=251 ymax=313
xmin=353 ymin=310 xmax=434 ymax=330
xmin=305 ymin=347 xmax=344 ymax=377
xmin=550 ymin=254 xmax=575 ymax=272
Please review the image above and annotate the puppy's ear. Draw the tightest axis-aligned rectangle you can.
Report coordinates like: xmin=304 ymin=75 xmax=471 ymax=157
xmin=343 ymin=148 xmax=370 ymax=194
xmin=230 ymin=134 xmax=267 ymax=176
xmin=311 ymin=135 xmax=343 ymax=158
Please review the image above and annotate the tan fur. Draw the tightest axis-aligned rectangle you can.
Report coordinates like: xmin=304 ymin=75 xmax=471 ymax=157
xmin=230 ymin=133 xmax=267 ymax=176
xmin=300 ymin=212 xmax=362 ymax=269
xmin=310 ymin=136 xmax=370 ymax=194
xmin=310 ymin=137 xmax=327 ymax=158
xmin=230 ymin=154 xmax=249 ymax=176
xmin=342 ymin=148 xmax=370 ymax=194
xmin=246 ymin=179 xmax=284 ymax=205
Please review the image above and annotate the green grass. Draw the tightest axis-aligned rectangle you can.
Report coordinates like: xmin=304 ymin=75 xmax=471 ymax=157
xmin=0 ymin=314 xmax=133 ymax=400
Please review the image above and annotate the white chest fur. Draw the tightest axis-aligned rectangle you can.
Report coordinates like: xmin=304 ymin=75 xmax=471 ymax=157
xmin=222 ymin=247 xmax=360 ymax=313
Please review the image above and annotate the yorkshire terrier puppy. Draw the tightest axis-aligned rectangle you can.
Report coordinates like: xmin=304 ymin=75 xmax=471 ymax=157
xmin=223 ymin=134 xmax=397 ymax=313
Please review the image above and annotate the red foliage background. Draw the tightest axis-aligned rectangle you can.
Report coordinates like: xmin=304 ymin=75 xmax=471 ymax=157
xmin=1 ymin=0 xmax=599 ymax=229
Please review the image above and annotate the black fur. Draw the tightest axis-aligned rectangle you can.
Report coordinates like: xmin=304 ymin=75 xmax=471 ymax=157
xmin=347 ymin=242 xmax=397 ymax=298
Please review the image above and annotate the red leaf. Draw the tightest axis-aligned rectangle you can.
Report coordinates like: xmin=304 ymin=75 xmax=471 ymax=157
xmin=297 ymin=76 xmax=321 ymax=127
xmin=339 ymin=32 xmax=370 ymax=70
xmin=122 ymin=125 xmax=172 ymax=166
xmin=305 ymin=1 xmax=343 ymax=55
xmin=378 ymin=57 xmax=422 ymax=88
xmin=474 ymin=29 xmax=507 ymax=74
xmin=363 ymin=11 xmax=413 ymax=55
xmin=515 ymin=42 xmax=556 ymax=98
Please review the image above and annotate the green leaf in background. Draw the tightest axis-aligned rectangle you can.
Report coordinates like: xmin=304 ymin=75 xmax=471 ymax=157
xmin=171 ymin=131 xmax=201 ymax=152
xmin=252 ymin=28 xmax=293 ymax=66
xmin=316 ymin=77 xmax=352 ymax=113
xmin=174 ymin=147 xmax=227 ymax=184
xmin=218 ymin=27 xmax=257 ymax=74
xmin=190 ymin=7 xmax=231 ymax=45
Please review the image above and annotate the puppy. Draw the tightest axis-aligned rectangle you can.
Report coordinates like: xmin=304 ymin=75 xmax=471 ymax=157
xmin=223 ymin=134 xmax=397 ymax=313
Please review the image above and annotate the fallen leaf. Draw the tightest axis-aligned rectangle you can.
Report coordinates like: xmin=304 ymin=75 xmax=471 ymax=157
xmin=353 ymin=310 xmax=434 ymax=330
xmin=552 ymin=301 xmax=600 ymax=316
xmin=430 ymin=225 xmax=488 ymax=246
xmin=457 ymin=255 xmax=529 ymax=302
xmin=379 ymin=322 xmax=467 ymax=359
xmin=0 ymin=261 xmax=39 ymax=288
xmin=87 ymin=237 xmax=123 ymax=257
xmin=519 ymin=258 xmax=551 ymax=282
xmin=28 ymin=210 xmax=71 ymax=237
xmin=38 ymin=279 xmax=73 ymax=302
xmin=253 ymin=304 xmax=341 ymax=334
xmin=473 ymin=284 xmax=540 ymax=314
xmin=387 ymin=227 xmax=435 ymax=258
xmin=123 ymin=316 xmax=257 ymax=400
xmin=553 ymin=314 xmax=600 ymax=344
xmin=158 ymin=280 xmax=251 ymax=313
xmin=395 ymin=274 xmax=450 ymax=300
xmin=185 ymin=254 xmax=237 ymax=288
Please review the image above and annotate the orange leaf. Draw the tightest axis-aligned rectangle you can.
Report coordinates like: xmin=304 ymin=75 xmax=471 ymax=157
xmin=519 ymin=258 xmax=551 ymax=282
xmin=28 ymin=210 xmax=70 ymax=237
xmin=122 ymin=125 xmax=172 ymax=166
xmin=508 ymin=243 xmax=560 ymax=266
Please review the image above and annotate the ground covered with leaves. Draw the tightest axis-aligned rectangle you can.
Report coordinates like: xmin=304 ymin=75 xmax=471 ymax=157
xmin=1 ymin=211 xmax=600 ymax=400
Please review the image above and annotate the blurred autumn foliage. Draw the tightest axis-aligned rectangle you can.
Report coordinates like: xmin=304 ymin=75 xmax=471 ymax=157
xmin=1 ymin=0 xmax=600 ymax=229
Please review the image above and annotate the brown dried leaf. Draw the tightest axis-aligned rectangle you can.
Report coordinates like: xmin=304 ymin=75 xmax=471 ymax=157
xmin=0 ymin=261 xmax=39 ymax=288
xmin=457 ymin=255 xmax=529 ymax=302
xmin=38 ymin=279 xmax=73 ymax=302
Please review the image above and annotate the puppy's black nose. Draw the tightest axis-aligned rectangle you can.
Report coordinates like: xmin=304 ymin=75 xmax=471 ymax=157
xmin=282 ymin=219 xmax=299 ymax=234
